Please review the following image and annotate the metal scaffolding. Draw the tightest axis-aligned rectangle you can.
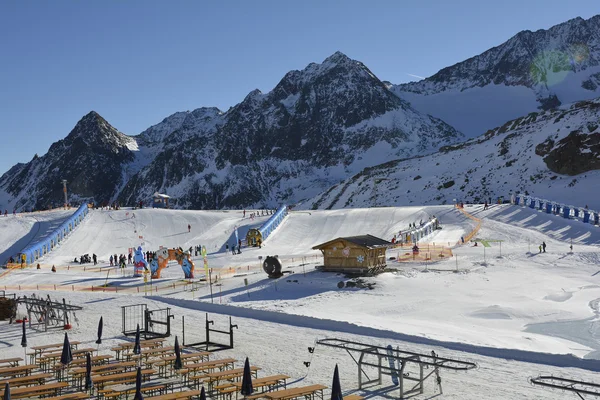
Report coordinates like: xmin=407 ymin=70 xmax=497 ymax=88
xmin=316 ymin=338 xmax=476 ymax=399
xmin=531 ymin=376 xmax=600 ymax=399
xmin=17 ymin=294 xmax=82 ymax=331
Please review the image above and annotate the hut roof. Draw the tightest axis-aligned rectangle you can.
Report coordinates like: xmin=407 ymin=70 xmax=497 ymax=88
xmin=153 ymin=192 xmax=171 ymax=199
xmin=312 ymin=234 xmax=391 ymax=250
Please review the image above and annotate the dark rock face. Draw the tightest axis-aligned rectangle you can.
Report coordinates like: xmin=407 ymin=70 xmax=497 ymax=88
xmin=541 ymin=130 xmax=600 ymax=175
xmin=0 ymin=112 xmax=135 ymax=210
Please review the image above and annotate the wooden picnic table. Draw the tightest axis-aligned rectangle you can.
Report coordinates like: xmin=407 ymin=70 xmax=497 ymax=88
xmin=39 ymin=347 xmax=97 ymax=372
xmin=101 ymin=382 xmax=169 ymax=400
xmin=0 ymin=374 xmax=52 ymax=387
xmin=144 ymin=389 xmax=201 ymax=400
xmin=149 ymin=351 xmax=210 ymax=377
xmin=70 ymin=361 xmax=137 ymax=390
xmin=0 ymin=372 xmax=52 ymax=388
xmin=0 ymin=381 xmax=68 ymax=399
xmin=0 ymin=358 xmax=22 ymax=368
xmin=54 ymin=354 xmax=113 ymax=380
xmin=232 ymin=374 xmax=289 ymax=392
xmin=343 ymin=395 xmax=364 ymax=400
xmin=0 ymin=364 xmax=38 ymax=378
xmin=205 ymin=366 xmax=260 ymax=392
xmin=111 ymin=338 xmax=166 ymax=360
xmin=93 ymin=368 xmax=155 ymax=390
xmin=262 ymin=384 xmax=327 ymax=400
xmin=29 ymin=341 xmax=81 ymax=363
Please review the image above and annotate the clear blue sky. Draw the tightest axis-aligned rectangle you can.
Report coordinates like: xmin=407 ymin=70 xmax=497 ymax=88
xmin=1 ymin=0 xmax=598 ymax=174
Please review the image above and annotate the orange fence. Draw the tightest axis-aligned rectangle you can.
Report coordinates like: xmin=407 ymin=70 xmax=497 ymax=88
xmin=391 ymin=243 xmax=453 ymax=262
xmin=456 ymin=207 xmax=482 ymax=244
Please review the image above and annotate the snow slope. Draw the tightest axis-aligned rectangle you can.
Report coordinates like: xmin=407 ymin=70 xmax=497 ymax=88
xmin=2 ymin=205 xmax=600 ymax=398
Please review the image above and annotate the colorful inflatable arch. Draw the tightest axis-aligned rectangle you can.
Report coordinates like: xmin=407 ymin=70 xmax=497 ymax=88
xmin=149 ymin=247 xmax=195 ymax=279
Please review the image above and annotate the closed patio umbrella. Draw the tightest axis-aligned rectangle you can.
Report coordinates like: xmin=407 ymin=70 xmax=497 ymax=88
xmin=133 ymin=367 xmax=143 ymax=400
xmin=20 ymin=320 xmax=27 ymax=365
xmin=173 ymin=336 xmax=182 ymax=370
xmin=133 ymin=324 xmax=141 ymax=355
xmin=199 ymin=386 xmax=206 ymax=400
xmin=331 ymin=364 xmax=343 ymax=400
xmin=95 ymin=316 xmax=103 ymax=345
xmin=3 ymin=382 xmax=10 ymax=400
xmin=240 ymin=357 xmax=253 ymax=397
xmin=60 ymin=332 xmax=73 ymax=366
xmin=85 ymin=352 xmax=93 ymax=392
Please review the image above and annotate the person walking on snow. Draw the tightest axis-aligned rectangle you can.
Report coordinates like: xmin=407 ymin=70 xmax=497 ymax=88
xmin=109 ymin=254 xmax=114 ymax=266
xmin=243 ymin=210 xmax=246 ymax=218
xmin=188 ymin=224 xmax=191 ymax=233
xmin=538 ymin=245 xmax=542 ymax=253
xmin=542 ymin=242 xmax=546 ymax=253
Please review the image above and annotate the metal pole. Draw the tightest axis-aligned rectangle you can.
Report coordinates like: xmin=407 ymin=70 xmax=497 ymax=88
xmin=209 ymin=270 xmax=213 ymax=303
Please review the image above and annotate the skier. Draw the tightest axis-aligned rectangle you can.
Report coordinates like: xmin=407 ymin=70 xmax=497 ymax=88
xmin=188 ymin=224 xmax=191 ymax=233
xmin=542 ymin=242 xmax=546 ymax=253
xmin=226 ymin=244 xmax=229 ymax=252
xmin=109 ymin=254 xmax=114 ymax=266
xmin=538 ymin=245 xmax=542 ymax=253
xmin=231 ymin=244 xmax=236 ymax=255
xmin=243 ymin=210 xmax=246 ymax=218
xmin=128 ymin=253 xmax=132 ymax=264
xmin=93 ymin=254 xmax=97 ymax=265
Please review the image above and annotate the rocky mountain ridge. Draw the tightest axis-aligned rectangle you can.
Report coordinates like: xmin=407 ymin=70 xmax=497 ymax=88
xmin=393 ymin=15 xmax=600 ymax=138
xmin=0 ymin=52 xmax=461 ymax=211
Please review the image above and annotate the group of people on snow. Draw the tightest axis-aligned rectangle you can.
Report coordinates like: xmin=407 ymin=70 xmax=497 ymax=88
xmin=242 ymin=209 xmax=275 ymax=219
xmin=73 ymin=254 xmax=96 ymax=265
xmin=226 ymin=239 xmax=243 ymax=255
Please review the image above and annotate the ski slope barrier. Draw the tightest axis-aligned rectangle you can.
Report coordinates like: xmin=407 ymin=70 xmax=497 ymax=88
xmin=19 ymin=204 xmax=89 ymax=264
xmin=256 ymin=204 xmax=288 ymax=243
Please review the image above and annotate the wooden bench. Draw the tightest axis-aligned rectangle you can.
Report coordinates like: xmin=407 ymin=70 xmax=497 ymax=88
xmin=144 ymin=389 xmax=201 ymax=399
xmin=0 ymin=381 xmax=68 ymax=399
xmin=0 ymin=372 xmax=52 ymax=387
xmin=44 ymin=393 xmax=90 ymax=400
xmin=205 ymin=366 xmax=260 ymax=392
xmin=93 ymin=368 xmax=155 ymax=390
xmin=101 ymin=382 xmax=168 ymax=399
xmin=0 ymin=358 xmax=22 ymax=368
xmin=70 ymin=361 xmax=137 ymax=389
xmin=231 ymin=374 xmax=289 ymax=393
xmin=149 ymin=351 xmax=210 ymax=377
xmin=263 ymin=384 xmax=328 ymax=400
xmin=343 ymin=396 xmax=364 ymax=400
xmin=111 ymin=338 xmax=166 ymax=360
xmin=0 ymin=364 xmax=38 ymax=378
xmin=30 ymin=341 xmax=81 ymax=363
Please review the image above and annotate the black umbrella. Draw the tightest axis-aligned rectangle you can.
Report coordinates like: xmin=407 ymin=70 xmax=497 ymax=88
xmin=20 ymin=320 xmax=27 ymax=365
xmin=60 ymin=332 xmax=73 ymax=366
xmin=173 ymin=336 xmax=182 ymax=370
xmin=331 ymin=364 xmax=343 ymax=400
xmin=133 ymin=324 xmax=141 ymax=355
xmin=199 ymin=386 xmax=206 ymax=400
xmin=240 ymin=357 xmax=253 ymax=396
xmin=95 ymin=316 xmax=103 ymax=345
xmin=133 ymin=367 xmax=143 ymax=400
xmin=84 ymin=352 xmax=93 ymax=392
xmin=3 ymin=382 xmax=10 ymax=400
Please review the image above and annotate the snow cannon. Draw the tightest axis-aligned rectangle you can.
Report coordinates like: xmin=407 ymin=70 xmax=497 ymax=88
xmin=263 ymin=256 xmax=283 ymax=279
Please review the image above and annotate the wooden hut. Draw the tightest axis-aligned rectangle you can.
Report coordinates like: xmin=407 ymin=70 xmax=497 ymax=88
xmin=312 ymin=234 xmax=391 ymax=273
